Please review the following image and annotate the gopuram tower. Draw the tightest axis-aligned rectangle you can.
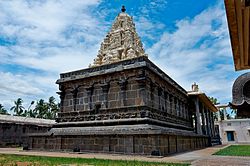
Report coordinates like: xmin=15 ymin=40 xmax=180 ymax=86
xmin=28 ymin=7 xmax=218 ymax=156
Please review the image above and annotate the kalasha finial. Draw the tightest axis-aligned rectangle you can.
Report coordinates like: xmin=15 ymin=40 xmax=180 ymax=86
xmin=121 ymin=5 xmax=126 ymax=12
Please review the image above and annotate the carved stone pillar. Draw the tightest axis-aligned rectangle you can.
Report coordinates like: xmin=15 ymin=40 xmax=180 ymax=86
xmin=101 ymin=83 xmax=110 ymax=108
xmin=211 ymin=112 xmax=215 ymax=137
xmin=169 ymin=95 xmax=173 ymax=114
xmin=86 ymin=86 xmax=94 ymax=110
xmin=201 ymin=104 xmax=206 ymax=135
xmin=195 ymin=98 xmax=202 ymax=134
xmin=173 ymin=97 xmax=176 ymax=116
xmin=164 ymin=91 xmax=168 ymax=112
xmin=158 ymin=87 xmax=162 ymax=111
xmin=176 ymin=99 xmax=179 ymax=116
xmin=118 ymin=79 xmax=127 ymax=107
xmin=205 ymin=108 xmax=211 ymax=136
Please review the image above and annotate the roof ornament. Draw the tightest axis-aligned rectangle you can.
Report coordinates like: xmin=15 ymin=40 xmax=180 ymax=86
xmin=121 ymin=5 xmax=126 ymax=12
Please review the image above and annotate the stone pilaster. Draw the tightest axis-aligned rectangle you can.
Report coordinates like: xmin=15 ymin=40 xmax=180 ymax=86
xmin=101 ymin=83 xmax=110 ymax=108
xmin=72 ymin=88 xmax=78 ymax=111
xmin=136 ymin=76 xmax=146 ymax=105
xmin=118 ymin=79 xmax=127 ymax=107
xmin=164 ymin=91 xmax=168 ymax=112
xmin=150 ymin=82 xmax=155 ymax=108
xmin=86 ymin=86 xmax=94 ymax=110
xmin=158 ymin=87 xmax=162 ymax=111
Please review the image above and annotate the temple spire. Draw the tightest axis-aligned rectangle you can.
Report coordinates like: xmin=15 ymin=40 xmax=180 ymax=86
xmin=90 ymin=6 xmax=147 ymax=67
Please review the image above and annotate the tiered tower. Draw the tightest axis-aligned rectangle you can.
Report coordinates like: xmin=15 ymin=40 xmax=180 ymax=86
xmin=91 ymin=6 xmax=147 ymax=67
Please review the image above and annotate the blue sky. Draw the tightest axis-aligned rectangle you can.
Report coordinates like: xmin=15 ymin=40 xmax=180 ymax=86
xmin=0 ymin=0 xmax=245 ymax=112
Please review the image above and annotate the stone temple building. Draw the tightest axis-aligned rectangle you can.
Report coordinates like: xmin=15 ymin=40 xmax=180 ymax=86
xmin=28 ymin=7 xmax=218 ymax=156
xmin=0 ymin=114 xmax=54 ymax=147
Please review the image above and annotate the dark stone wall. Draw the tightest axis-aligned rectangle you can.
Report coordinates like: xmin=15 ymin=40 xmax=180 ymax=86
xmin=56 ymin=63 xmax=191 ymax=129
xmin=29 ymin=134 xmax=208 ymax=156
xmin=27 ymin=57 xmax=213 ymax=155
xmin=0 ymin=123 xmax=51 ymax=147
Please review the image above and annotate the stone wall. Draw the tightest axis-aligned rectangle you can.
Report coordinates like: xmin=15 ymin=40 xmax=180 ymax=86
xmin=0 ymin=123 xmax=51 ymax=147
xmin=30 ymin=134 xmax=208 ymax=156
xmin=56 ymin=57 xmax=191 ymax=130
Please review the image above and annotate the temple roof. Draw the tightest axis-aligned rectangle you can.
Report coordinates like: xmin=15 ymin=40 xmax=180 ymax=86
xmin=231 ymin=72 xmax=250 ymax=106
xmin=90 ymin=6 xmax=147 ymax=67
xmin=0 ymin=114 xmax=55 ymax=126
xmin=224 ymin=0 xmax=250 ymax=71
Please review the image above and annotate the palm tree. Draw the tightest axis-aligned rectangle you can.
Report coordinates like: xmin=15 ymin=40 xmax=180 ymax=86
xmin=0 ymin=104 xmax=8 ymax=115
xmin=25 ymin=101 xmax=36 ymax=118
xmin=35 ymin=99 xmax=48 ymax=119
xmin=47 ymin=96 xmax=58 ymax=119
xmin=11 ymin=98 xmax=25 ymax=116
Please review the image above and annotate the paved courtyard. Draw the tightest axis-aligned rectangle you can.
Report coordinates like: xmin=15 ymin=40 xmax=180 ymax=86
xmin=0 ymin=145 xmax=250 ymax=165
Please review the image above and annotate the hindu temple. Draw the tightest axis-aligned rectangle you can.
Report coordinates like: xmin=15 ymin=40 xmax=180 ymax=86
xmin=28 ymin=7 xmax=219 ymax=156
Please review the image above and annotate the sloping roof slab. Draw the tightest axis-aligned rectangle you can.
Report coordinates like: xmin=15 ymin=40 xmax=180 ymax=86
xmin=225 ymin=0 xmax=250 ymax=70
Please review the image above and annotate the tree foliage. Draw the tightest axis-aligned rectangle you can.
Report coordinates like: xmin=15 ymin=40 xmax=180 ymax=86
xmin=10 ymin=98 xmax=25 ymax=116
xmin=208 ymin=96 xmax=220 ymax=105
xmin=0 ymin=104 xmax=8 ymax=115
xmin=6 ymin=96 xmax=59 ymax=119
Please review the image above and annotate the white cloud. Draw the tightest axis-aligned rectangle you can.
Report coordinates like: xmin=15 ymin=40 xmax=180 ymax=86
xmin=147 ymin=2 xmax=241 ymax=103
xmin=0 ymin=0 xmax=242 ymax=112
xmin=0 ymin=0 xmax=103 ymax=111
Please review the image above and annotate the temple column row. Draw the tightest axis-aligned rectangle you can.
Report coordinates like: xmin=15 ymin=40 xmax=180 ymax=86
xmin=194 ymin=98 xmax=215 ymax=137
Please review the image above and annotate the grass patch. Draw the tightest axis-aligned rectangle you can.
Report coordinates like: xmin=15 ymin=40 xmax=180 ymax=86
xmin=0 ymin=154 xmax=189 ymax=166
xmin=214 ymin=145 xmax=250 ymax=156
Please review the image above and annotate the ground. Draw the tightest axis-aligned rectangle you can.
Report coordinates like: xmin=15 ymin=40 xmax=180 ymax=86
xmin=0 ymin=145 xmax=249 ymax=166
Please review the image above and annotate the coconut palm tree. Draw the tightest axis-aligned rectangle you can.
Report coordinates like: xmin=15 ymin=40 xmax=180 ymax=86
xmin=35 ymin=99 xmax=48 ymax=119
xmin=25 ymin=101 xmax=36 ymax=117
xmin=47 ymin=96 xmax=58 ymax=119
xmin=11 ymin=98 xmax=25 ymax=116
xmin=0 ymin=104 xmax=8 ymax=115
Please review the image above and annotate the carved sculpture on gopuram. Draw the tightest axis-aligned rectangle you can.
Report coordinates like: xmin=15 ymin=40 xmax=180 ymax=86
xmin=91 ymin=6 xmax=147 ymax=67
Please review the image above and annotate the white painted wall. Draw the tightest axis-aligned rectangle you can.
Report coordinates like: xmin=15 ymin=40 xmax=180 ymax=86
xmin=218 ymin=119 xmax=250 ymax=144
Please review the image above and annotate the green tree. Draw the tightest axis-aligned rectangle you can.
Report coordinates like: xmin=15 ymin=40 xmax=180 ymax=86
xmin=208 ymin=97 xmax=220 ymax=105
xmin=11 ymin=98 xmax=25 ymax=116
xmin=208 ymin=96 xmax=223 ymax=120
xmin=35 ymin=99 xmax=48 ymax=119
xmin=0 ymin=104 xmax=8 ymax=115
xmin=47 ymin=96 xmax=59 ymax=119
xmin=25 ymin=101 xmax=36 ymax=118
